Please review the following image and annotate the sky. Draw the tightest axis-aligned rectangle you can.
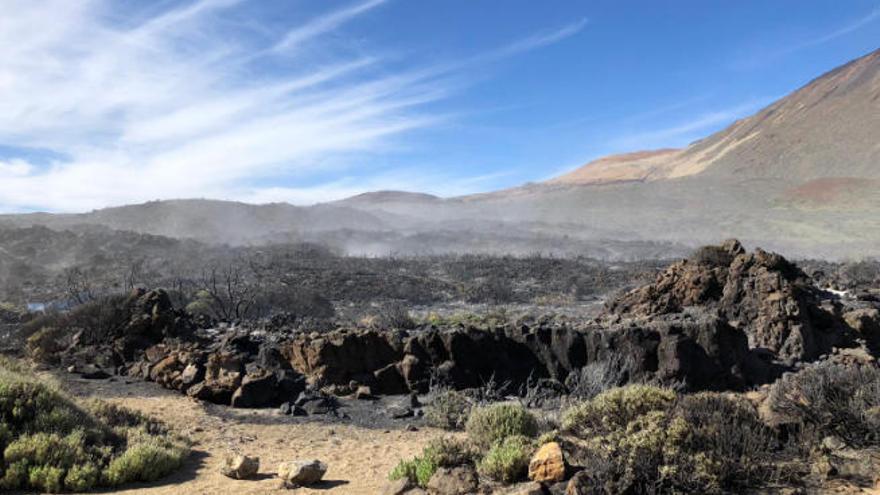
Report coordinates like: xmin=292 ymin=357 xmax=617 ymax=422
xmin=0 ymin=0 xmax=878 ymax=212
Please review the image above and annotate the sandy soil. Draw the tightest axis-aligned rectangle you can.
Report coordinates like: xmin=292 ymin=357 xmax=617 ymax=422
xmin=55 ymin=375 xmax=443 ymax=495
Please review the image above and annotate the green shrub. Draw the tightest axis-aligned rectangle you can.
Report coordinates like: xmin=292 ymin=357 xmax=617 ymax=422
xmin=103 ymin=436 xmax=188 ymax=486
xmin=64 ymin=463 xmax=100 ymax=491
xmin=389 ymin=456 xmax=436 ymax=488
xmin=561 ymin=384 xmax=675 ymax=436
xmin=537 ymin=430 xmax=559 ymax=446
xmin=477 ymin=435 xmax=534 ymax=483
xmin=27 ymin=464 xmax=65 ymax=493
xmin=425 ymin=389 xmax=472 ymax=430
xmin=389 ymin=437 xmax=474 ymax=487
xmin=0 ymin=359 xmax=188 ymax=492
xmin=466 ymin=403 xmax=538 ymax=449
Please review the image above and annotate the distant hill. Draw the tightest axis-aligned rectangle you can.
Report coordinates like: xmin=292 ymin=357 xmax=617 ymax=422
xmin=0 ymin=199 xmax=388 ymax=245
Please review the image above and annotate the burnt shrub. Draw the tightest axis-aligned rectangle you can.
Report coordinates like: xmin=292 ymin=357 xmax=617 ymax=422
xmin=669 ymin=392 xmax=777 ymax=491
xmin=462 ymin=276 xmax=516 ymax=304
xmin=424 ymin=389 xmax=473 ymax=431
xmin=768 ymin=360 xmax=880 ymax=447
xmin=361 ymin=302 xmax=416 ymax=330
xmin=564 ymin=354 xmax=639 ymax=401
xmin=561 ymin=386 xmax=777 ymax=494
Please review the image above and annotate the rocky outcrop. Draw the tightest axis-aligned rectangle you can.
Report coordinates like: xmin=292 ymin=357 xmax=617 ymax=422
xmin=606 ymin=240 xmax=857 ymax=363
xmin=36 ymin=240 xmax=880 ymax=407
xmin=130 ymin=336 xmax=306 ymax=408
xmin=426 ymin=465 xmax=479 ymax=495
xmin=278 ymin=308 xmax=767 ymax=393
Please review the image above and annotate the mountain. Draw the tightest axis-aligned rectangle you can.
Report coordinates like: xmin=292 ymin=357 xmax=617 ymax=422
xmin=430 ymin=47 xmax=880 ymax=257
xmin=1 ymin=49 xmax=878 ymax=259
xmin=550 ymin=48 xmax=880 ymax=187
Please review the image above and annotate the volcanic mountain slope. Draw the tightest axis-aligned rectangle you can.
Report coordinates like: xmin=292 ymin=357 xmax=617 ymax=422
xmin=549 ymin=48 xmax=880 ymax=187
xmin=432 ymin=48 xmax=880 ymax=256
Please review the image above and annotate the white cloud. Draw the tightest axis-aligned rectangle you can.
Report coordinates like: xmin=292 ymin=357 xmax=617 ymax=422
xmin=0 ymin=0 xmax=585 ymax=213
xmin=731 ymin=7 xmax=880 ymax=70
xmin=487 ymin=18 xmax=588 ymax=59
xmin=273 ymin=0 xmax=388 ymax=52
xmin=0 ymin=159 xmax=33 ymax=177
xmin=609 ymin=97 xmax=776 ymax=150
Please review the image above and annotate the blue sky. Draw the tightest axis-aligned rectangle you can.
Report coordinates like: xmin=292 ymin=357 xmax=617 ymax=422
xmin=0 ymin=0 xmax=877 ymax=212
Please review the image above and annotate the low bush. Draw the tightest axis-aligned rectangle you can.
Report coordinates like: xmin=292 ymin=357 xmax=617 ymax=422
xmin=477 ymin=435 xmax=534 ymax=483
xmin=561 ymin=384 xmax=675 ymax=436
xmin=103 ymin=435 xmax=188 ymax=485
xmin=389 ymin=437 xmax=474 ymax=487
xmin=561 ymin=387 xmax=776 ymax=494
xmin=425 ymin=389 xmax=472 ymax=430
xmin=667 ymin=393 xmax=778 ymax=492
xmin=466 ymin=403 xmax=538 ymax=450
xmin=768 ymin=361 xmax=880 ymax=447
xmin=25 ymin=327 xmax=69 ymax=364
xmin=0 ymin=361 xmax=188 ymax=492
xmin=564 ymin=354 xmax=639 ymax=401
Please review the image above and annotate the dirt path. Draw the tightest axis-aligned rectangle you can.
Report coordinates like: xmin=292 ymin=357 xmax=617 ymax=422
xmin=57 ymin=375 xmax=441 ymax=495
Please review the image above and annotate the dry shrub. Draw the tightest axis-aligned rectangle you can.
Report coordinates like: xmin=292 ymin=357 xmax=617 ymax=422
xmin=424 ymin=389 xmax=472 ymax=430
xmin=768 ymin=361 xmax=880 ymax=447
xmin=561 ymin=386 xmax=777 ymax=494
xmin=564 ymin=353 xmax=639 ymax=401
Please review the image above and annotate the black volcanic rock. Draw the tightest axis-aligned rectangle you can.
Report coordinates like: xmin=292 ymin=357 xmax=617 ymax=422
xmin=605 ymin=240 xmax=856 ymax=362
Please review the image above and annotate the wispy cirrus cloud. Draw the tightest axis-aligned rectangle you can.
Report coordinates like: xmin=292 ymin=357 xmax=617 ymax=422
xmin=0 ymin=0 xmax=584 ymax=213
xmin=608 ymin=97 xmax=776 ymax=150
xmin=493 ymin=18 xmax=588 ymax=57
xmin=731 ymin=6 xmax=880 ymax=70
xmin=273 ymin=0 xmax=388 ymax=52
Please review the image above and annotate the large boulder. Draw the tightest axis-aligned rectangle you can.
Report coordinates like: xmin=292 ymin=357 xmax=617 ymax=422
xmin=285 ymin=330 xmax=403 ymax=384
xmin=220 ymin=454 xmax=260 ymax=480
xmin=528 ymin=441 xmax=565 ymax=483
xmin=187 ymin=352 xmax=242 ymax=405
xmin=277 ymin=459 xmax=327 ymax=488
xmin=425 ymin=465 xmax=479 ymax=495
xmin=605 ymin=240 xmax=854 ymax=363
xmin=231 ymin=368 xmax=278 ymax=408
